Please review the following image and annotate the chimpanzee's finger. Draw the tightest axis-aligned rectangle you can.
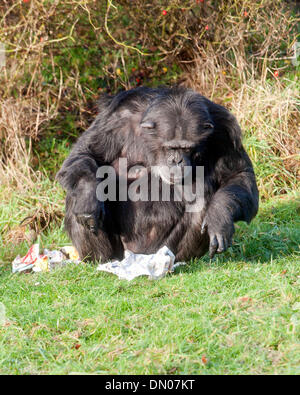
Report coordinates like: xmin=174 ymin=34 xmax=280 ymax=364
xmin=86 ymin=215 xmax=97 ymax=234
xmin=209 ymin=235 xmax=218 ymax=259
xmin=76 ymin=213 xmax=97 ymax=234
xmin=216 ymin=234 xmax=226 ymax=253
xmin=201 ymin=218 xmax=207 ymax=235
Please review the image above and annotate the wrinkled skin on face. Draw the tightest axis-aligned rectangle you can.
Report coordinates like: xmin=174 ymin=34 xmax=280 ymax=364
xmin=140 ymin=97 xmax=214 ymax=184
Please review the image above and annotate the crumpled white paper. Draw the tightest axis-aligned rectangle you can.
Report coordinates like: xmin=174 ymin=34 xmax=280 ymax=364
xmin=96 ymin=245 xmax=186 ymax=281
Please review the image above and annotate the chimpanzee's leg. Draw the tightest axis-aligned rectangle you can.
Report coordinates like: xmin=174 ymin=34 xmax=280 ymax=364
xmin=165 ymin=211 xmax=209 ymax=262
xmin=115 ymin=200 xmax=209 ymax=262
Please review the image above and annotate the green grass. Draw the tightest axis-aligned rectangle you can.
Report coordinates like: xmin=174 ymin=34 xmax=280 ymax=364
xmin=0 ymin=191 xmax=299 ymax=374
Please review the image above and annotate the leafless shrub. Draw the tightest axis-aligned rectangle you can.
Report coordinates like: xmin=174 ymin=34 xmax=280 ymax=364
xmin=230 ymin=79 xmax=299 ymax=198
xmin=0 ymin=97 xmax=57 ymax=188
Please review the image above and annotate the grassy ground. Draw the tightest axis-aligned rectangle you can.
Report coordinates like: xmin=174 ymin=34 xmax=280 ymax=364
xmin=0 ymin=191 xmax=299 ymax=374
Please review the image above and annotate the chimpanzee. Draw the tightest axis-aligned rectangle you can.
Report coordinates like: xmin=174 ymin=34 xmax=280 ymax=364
xmin=56 ymin=87 xmax=258 ymax=262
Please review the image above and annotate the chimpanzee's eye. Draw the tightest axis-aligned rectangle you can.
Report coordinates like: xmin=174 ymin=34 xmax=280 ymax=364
xmin=203 ymin=122 xmax=214 ymax=130
xmin=141 ymin=121 xmax=155 ymax=129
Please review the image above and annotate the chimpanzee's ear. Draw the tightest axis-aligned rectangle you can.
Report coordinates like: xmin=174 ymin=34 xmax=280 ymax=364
xmin=206 ymin=100 xmax=242 ymax=150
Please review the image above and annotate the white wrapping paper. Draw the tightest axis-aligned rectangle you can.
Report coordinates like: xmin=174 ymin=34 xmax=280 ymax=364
xmin=97 ymin=245 xmax=186 ymax=281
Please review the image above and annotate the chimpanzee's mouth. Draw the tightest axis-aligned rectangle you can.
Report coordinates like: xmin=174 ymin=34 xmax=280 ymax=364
xmin=155 ymin=165 xmax=192 ymax=185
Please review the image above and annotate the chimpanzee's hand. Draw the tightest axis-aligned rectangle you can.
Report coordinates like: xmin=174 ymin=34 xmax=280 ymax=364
xmin=73 ymin=179 xmax=105 ymax=234
xmin=75 ymin=202 xmax=105 ymax=234
xmin=201 ymin=212 xmax=234 ymax=259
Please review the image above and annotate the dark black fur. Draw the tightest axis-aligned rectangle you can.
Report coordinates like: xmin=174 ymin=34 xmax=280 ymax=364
xmin=56 ymin=87 xmax=259 ymax=262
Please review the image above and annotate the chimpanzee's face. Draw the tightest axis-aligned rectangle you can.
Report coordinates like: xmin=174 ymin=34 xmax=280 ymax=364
xmin=140 ymin=99 xmax=214 ymax=184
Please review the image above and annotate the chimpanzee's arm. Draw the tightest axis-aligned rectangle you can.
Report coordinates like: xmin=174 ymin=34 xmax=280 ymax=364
xmin=201 ymin=148 xmax=259 ymax=258
xmin=57 ymin=114 xmax=126 ymax=189
xmin=56 ymin=115 xmax=126 ymax=232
